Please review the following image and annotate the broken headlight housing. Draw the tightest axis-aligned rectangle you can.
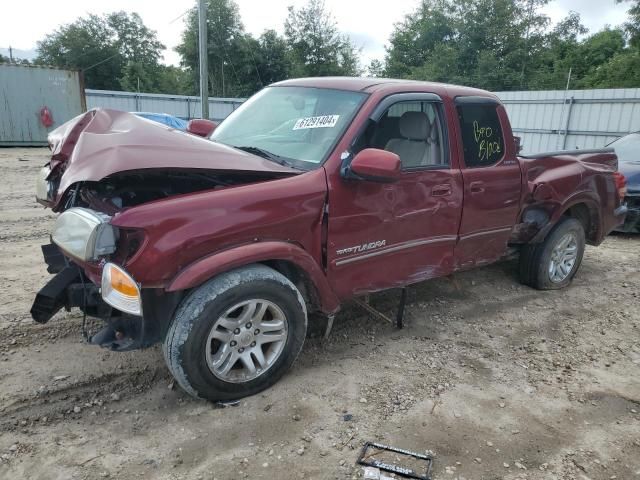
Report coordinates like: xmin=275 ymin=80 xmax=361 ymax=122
xmin=51 ymin=207 xmax=117 ymax=261
xmin=35 ymin=166 xmax=55 ymax=204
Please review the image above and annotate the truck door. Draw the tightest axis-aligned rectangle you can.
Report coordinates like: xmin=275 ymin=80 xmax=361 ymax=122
xmin=325 ymin=94 xmax=463 ymax=300
xmin=454 ymin=97 xmax=521 ymax=269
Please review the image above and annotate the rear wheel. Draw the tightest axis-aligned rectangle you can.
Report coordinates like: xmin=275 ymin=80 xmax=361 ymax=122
xmin=163 ymin=264 xmax=307 ymax=401
xmin=519 ymin=217 xmax=585 ymax=290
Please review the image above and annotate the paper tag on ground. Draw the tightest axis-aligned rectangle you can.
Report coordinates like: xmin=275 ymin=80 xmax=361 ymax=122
xmin=293 ymin=115 xmax=340 ymax=130
xmin=363 ymin=467 xmax=380 ymax=479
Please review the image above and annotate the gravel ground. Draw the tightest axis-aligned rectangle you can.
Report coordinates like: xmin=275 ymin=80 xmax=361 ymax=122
xmin=0 ymin=147 xmax=639 ymax=480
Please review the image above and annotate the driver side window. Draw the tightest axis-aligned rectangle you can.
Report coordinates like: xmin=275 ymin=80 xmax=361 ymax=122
xmin=354 ymin=101 xmax=448 ymax=169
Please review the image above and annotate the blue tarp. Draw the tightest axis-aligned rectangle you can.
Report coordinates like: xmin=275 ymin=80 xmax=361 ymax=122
xmin=133 ymin=112 xmax=189 ymax=130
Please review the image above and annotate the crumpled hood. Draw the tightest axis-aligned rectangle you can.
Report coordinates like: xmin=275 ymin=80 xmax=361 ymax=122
xmin=47 ymin=109 xmax=298 ymax=207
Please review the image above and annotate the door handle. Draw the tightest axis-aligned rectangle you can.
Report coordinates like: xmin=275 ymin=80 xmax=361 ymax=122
xmin=431 ymin=184 xmax=452 ymax=197
xmin=469 ymin=181 xmax=485 ymax=194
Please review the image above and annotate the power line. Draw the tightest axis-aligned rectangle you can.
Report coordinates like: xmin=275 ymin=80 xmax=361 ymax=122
xmin=83 ymin=52 xmax=120 ymax=72
xmin=210 ymin=22 xmax=243 ymax=93
xmin=240 ymin=35 xmax=264 ymax=87
xmin=169 ymin=8 xmax=193 ymax=25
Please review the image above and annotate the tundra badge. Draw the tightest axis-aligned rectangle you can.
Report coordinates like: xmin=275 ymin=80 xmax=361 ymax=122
xmin=336 ymin=240 xmax=386 ymax=256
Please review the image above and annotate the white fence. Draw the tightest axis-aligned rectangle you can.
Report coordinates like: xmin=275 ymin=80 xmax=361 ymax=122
xmin=86 ymin=87 xmax=640 ymax=155
xmin=496 ymin=88 xmax=640 ymax=154
xmin=85 ymin=89 xmax=245 ymax=122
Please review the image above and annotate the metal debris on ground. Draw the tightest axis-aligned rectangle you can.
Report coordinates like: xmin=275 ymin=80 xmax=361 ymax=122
xmin=357 ymin=441 xmax=433 ymax=480
xmin=213 ymin=400 xmax=240 ymax=408
xmin=363 ymin=466 xmax=395 ymax=480
xmin=352 ymin=287 xmax=407 ymax=330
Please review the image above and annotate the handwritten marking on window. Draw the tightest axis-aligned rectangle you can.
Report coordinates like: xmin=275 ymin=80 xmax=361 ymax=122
xmin=473 ymin=120 xmax=501 ymax=162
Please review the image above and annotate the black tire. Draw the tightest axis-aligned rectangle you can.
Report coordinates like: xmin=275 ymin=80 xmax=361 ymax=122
xmin=519 ymin=217 xmax=586 ymax=290
xmin=163 ymin=264 xmax=307 ymax=401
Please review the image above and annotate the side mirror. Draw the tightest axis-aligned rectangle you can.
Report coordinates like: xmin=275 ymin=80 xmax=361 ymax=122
xmin=187 ymin=119 xmax=217 ymax=137
xmin=348 ymin=148 xmax=401 ymax=182
xmin=514 ymin=136 xmax=523 ymax=154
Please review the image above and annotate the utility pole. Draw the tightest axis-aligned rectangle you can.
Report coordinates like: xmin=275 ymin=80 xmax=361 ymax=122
xmin=557 ymin=67 xmax=573 ymax=150
xmin=221 ymin=59 xmax=225 ymax=97
xmin=198 ymin=0 xmax=209 ymax=119
xmin=9 ymin=46 xmax=13 ymax=63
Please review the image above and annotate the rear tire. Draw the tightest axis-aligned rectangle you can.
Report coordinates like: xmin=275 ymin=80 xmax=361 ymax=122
xmin=519 ymin=217 xmax=585 ymax=290
xmin=163 ymin=264 xmax=307 ymax=401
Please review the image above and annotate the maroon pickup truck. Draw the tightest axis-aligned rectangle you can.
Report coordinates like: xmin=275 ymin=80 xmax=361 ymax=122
xmin=32 ymin=77 xmax=627 ymax=401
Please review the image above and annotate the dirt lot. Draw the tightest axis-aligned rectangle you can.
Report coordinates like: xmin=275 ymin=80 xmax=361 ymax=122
xmin=0 ymin=147 xmax=639 ymax=480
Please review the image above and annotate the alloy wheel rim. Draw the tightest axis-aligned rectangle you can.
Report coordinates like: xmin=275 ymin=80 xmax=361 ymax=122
xmin=206 ymin=299 xmax=288 ymax=383
xmin=548 ymin=232 xmax=578 ymax=283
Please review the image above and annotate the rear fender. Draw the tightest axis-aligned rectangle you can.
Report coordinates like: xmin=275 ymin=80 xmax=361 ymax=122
xmin=166 ymin=241 xmax=340 ymax=314
xmin=530 ymin=192 xmax=602 ymax=244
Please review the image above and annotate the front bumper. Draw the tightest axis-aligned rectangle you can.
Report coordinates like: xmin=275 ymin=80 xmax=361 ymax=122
xmin=31 ymin=243 xmax=182 ymax=351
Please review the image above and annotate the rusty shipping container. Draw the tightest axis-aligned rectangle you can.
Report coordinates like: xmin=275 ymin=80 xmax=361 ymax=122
xmin=0 ymin=64 xmax=86 ymax=146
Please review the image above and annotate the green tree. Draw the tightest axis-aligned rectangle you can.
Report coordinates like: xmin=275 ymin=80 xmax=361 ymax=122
xmin=155 ymin=65 xmax=195 ymax=95
xmin=385 ymin=0 xmax=455 ymax=78
xmin=382 ymin=0 xmax=640 ymax=90
xmin=583 ymin=49 xmax=640 ymax=87
xmin=456 ymin=0 xmax=550 ymax=89
xmin=572 ymin=28 xmax=627 ymax=86
xmin=175 ymin=0 xmax=363 ymax=96
xmin=108 ymin=12 xmax=165 ymax=92
xmin=385 ymin=0 xmax=551 ymax=90
xmin=284 ymin=0 xmax=360 ymax=77
xmin=366 ymin=59 xmax=385 ymax=77
xmin=176 ymin=0 xmax=266 ymax=97
xmin=256 ymin=30 xmax=292 ymax=85
xmin=36 ymin=14 xmax=122 ymax=90
xmin=617 ymin=0 xmax=640 ymax=47
xmin=408 ymin=43 xmax=462 ymax=83
xmin=35 ymin=12 xmax=167 ymax=92
xmin=527 ymin=12 xmax=588 ymax=89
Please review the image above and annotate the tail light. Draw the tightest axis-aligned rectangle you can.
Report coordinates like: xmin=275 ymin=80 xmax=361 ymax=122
xmin=614 ymin=171 xmax=627 ymax=202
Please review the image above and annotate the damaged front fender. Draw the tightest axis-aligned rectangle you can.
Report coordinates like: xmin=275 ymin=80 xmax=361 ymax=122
xmin=166 ymin=240 xmax=340 ymax=314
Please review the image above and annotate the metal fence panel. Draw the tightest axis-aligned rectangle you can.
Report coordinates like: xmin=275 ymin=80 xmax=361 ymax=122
xmin=0 ymin=64 xmax=85 ymax=146
xmin=85 ymin=87 xmax=640 ymax=155
xmin=496 ymin=88 xmax=640 ymax=154
xmin=86 ymin=89 xmax=245 ymax=122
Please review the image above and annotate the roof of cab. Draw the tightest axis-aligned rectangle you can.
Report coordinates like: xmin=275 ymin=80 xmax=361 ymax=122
xmin=271 ymin=76 xmax=495 ymax=99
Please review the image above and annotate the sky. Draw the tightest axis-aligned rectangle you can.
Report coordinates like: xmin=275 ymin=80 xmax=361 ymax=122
xmin=0 ymin=0 xmax=632 ymax=67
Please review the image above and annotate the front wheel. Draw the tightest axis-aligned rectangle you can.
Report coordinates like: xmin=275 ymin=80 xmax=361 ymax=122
xmin=163 ymin=265 xmax=307 ymax=401
xmin=519 ymin=217 xmax=586 ymax=290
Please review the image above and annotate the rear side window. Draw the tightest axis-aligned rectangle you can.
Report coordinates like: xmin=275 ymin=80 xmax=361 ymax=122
xmin=456 ymin=103 xmax=504 ymax=167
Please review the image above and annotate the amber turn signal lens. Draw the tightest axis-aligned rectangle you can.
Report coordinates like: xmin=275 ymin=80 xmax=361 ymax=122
xmin=101 ymin=263 xmax=142 ymax=316
xmin=110 ymin=266 xmax=138 ymax=297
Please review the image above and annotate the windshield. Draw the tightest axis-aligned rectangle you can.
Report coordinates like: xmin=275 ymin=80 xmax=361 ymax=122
xmin=211 ymin=86 xmax=367 ymax=169
xmin=608 ymin=133 xmax=640 ymax=164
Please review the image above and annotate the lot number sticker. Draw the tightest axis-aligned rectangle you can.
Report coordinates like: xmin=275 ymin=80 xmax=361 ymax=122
xmin=293 ymin=115 xmax=340 ymax=130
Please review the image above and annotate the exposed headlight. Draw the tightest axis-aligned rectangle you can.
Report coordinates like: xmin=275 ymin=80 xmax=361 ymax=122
xmin=51 ymin=208 xmax=117 ymax=261
xmin=101 ymin=263 xmax=142 ymax=316
xmin=35 ymin=166 xmax=54 ymax=204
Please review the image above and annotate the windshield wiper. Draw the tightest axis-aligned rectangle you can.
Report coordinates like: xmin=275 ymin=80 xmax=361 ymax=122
xmin=234 ymin=146 xmax=293 ymax=167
